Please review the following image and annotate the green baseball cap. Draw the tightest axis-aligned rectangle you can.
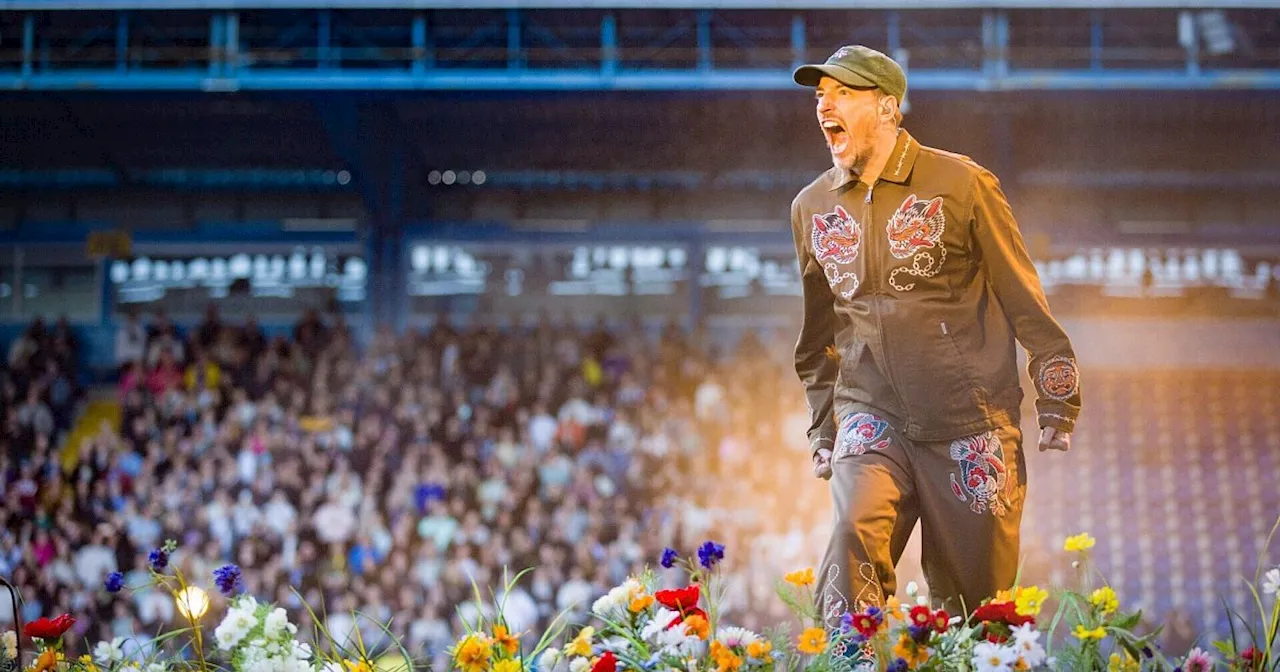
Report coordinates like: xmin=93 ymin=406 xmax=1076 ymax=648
xmin=793 ymin=45 xmax=907 ymax=103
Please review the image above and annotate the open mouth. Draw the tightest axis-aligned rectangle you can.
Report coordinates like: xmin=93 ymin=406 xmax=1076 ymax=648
xmin=822 ymin=119 xmax=849 ymax=154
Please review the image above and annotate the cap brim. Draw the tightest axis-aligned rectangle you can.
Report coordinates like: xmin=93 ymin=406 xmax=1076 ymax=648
xmin=792 ymin=64 xmax=878 ymax=90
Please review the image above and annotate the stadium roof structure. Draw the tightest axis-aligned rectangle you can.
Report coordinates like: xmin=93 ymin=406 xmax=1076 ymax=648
xmin=1 ymin=0 xmax=1278 ymax=8
xmin=1 ymin=5 xmax=1278 ymax=90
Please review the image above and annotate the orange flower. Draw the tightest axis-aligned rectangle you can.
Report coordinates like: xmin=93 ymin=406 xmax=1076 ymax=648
xmin=33 ymin=649 xmax=61 ymax=672
xmin=992 ymin=589 xmax=1014 ymax=605
xmin=682 ymin=614 xmax=710 ymax=640
xmin=493 ymin=625 xmax=520 ymax=656
xmin=797 ymin=627 xmax=827 ymax=655
xmin=629 ymin=595 xmax=655 ymax=613
xmin=784 ymin=568 xmax=816 ymax=587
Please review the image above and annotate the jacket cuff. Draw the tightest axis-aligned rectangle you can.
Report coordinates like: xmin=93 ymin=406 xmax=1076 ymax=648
xmin=809 ymin=435 xmax=835 ymax=458
xmin=1036 ymin=403 xmax=1077 ymax=434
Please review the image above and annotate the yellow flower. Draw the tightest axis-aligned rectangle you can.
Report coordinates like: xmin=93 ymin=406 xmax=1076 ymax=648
xmin=79 ymin=655 xmax=100 ymax=672
xmin=1090 ymin=587 xmax=1119 ymax=616
xmin=891 ymin=633 xmax=930 ymax=667
xmin=565 ymin=626 xmax=595 ymax=658
xmin=797 ymin=627 xmax=827 ymax=655
xmin=453 ymin=634 xmax=494 ymax=672
xmin=629 ymin=595 xmax=655 ymax=613
xmin=494 ymin=660 xmax=523 ymax=672
xmin=343 ymin=661 xmax=373 ymax=672
xmin=784 ymin=568 xmax=816 ymax=587
xmin=884 ymin=595 xmax=905 ymax=620
xmin=1073 ymin=625 xmax=1107 ymax=641
xmin=682 ymin=614 xmax=710 ymax=641
xmin=1014 ymin=586 xmax=1048 ymax=617
xmin=1064 ymin=533 xmax=1096 ymax=553
xmin=746 ymin=640 xmax=772 ymax=661
xmin=991 ymin=589 xmax=1014 ymax=605
xmin=711 ymin=641 xmax=743 ymax=672
xmin=1108 ymin=652 xmax=1140 ymax=672
xmin=493 ymin=625 xmax=521 ymax=656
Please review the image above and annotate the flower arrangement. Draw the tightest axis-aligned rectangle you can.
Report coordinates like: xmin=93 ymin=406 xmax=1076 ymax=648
xmin=5 ymin=521 xmax=1278 ymax=672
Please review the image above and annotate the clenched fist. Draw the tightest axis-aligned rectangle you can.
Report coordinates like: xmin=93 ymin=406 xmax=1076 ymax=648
xmin=813 ymin=447 xmax=833 ymax=480
xmin=1038 ymin=426 xmax=1071 ymax=453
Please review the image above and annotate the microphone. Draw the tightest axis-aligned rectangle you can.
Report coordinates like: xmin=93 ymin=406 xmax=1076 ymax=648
xmin=0 ymin=576 xmax=22 ymax=670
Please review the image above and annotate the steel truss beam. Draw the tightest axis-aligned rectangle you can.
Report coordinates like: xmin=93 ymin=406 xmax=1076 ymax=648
xmin=1 ymin=7 xmax=1278 ymax=90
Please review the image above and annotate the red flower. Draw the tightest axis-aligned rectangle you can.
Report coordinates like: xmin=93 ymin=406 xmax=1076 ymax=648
xmin=852 ymin=613 xmax=879 ymax=638
xmin=664 ymin=607 xmax=708 ymax=630
xmin=909 ymin=605 xmax=932 ymax=628
xmin=592 ymin=651 xmax=617 ymax=672
xmin=971 ymin=602 xmax=1034 ymax=628
xmin=655 ymin=585 xmax=701 ymax=612
xmin=25 ymin=613 xmax=75 ymax=640
xmin=932 ymin=609 xmax=951 ymax=632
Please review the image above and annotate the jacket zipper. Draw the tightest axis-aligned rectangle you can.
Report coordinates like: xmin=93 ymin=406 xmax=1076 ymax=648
xmin=862 ymin=178 xmax=911 ymax=430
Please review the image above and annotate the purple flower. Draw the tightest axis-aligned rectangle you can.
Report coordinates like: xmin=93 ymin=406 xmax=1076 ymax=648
xmin=660 ymin=548 xmax=679 ymax=569
xmin=104 ymin=571 xmax=124 ymax=593
xmin=213 ymin=564 xmax=242 ymax=596
xmin=886 ymin=658 xmax=908 ymax=672
xmin=148 ymin=548 xmax=169 ymax=572
xmin=696 ymin=540 xmax=725 ymax=569
xmin=908 ymin=624 xmax=931 ymax=644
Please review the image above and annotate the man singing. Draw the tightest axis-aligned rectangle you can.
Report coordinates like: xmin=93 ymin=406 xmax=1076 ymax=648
xmin=788 ymin=45 xmax=1082 ymax=622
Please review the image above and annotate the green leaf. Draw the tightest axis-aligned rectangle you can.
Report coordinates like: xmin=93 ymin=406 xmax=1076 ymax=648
xmin=1109 ymin=609 xmax=1143 ymax=632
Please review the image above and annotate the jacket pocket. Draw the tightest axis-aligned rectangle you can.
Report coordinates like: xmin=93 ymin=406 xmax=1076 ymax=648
xmin=881 ymin=310 xmax=978 ymax=426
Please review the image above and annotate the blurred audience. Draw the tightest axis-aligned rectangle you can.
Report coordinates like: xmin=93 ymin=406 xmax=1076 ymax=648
xmin=0 ymin=308 xmax=816 ymax=666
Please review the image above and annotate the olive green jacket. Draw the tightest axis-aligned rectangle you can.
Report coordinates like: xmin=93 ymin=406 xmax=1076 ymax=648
xmin=792 ymin=129 xmax=1081 ymax=455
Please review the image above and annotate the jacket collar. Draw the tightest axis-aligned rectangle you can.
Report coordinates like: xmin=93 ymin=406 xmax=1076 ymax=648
xmin=829 ymin=128 xmax=919 ymax=191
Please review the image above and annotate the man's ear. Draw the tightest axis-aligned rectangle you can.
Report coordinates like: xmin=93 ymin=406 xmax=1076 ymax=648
xmin=880 ymin=96 xmax=898 ymax=122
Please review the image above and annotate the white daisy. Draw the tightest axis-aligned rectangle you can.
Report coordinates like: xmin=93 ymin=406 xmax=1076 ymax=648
xmin=718 ymin=627 xmax=760 ymax=649
xmin=972 ymin=641 xmax=1018 ymax=672
xmin=1010 ymin=624 xmax=1046 ymax=668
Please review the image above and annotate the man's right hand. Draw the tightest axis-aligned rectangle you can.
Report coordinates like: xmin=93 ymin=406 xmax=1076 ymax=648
xmin=813 ymin=447 xmax=833 ymax=480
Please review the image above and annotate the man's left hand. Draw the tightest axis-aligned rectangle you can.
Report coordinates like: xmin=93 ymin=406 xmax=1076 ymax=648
xmin=1038 ymin=427 xmax=1071 ymax=453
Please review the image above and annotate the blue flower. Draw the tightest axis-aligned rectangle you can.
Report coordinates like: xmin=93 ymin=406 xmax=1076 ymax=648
xmin=866 ymin=606 xmax=883 ymax=624
xmin=148 ymin=548 xmax=169 ymax=572
xmin=908 ymin=624 xmax=931 ymax=644
xmin=696 ymin=540 xmax=725 ymax=569
xmin=660 ymin=547 xmax=679 ymax=569
xmin=839 ymin=612 xmax=855 ymax=633
xmin=886 ymin=658 xmax=908 ymax=672
xmin=213 ymin=564 xmax=242 ymax=596
xmin=104 ymin=571 xmax=124 ymax=593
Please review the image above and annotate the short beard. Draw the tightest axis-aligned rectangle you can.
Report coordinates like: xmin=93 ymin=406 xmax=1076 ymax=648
xmin=831 ymin=149 xmax=868 ymax=176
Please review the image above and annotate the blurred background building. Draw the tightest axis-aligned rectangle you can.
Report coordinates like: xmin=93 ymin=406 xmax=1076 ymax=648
xmin=1 ymin=0 xmax=1279 ymax=665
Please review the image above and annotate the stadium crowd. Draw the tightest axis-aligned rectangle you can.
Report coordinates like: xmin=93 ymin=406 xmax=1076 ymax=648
xmin=0 ymin=307 xmax=830 ymax=666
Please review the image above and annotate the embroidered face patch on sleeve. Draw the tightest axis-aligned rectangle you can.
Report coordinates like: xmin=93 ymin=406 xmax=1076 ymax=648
xmin=834 ymin=412 xmax=892 ymax=460
xmin=947 ymin=431 xmax=1009 ymax=517
xmin=811 ymin=206 xmax=862 ymax=299
xmin=886 ymin=194 xmax=947 ymax=292
xmin=1037 ymin=355 xmax=1079 ymax=401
